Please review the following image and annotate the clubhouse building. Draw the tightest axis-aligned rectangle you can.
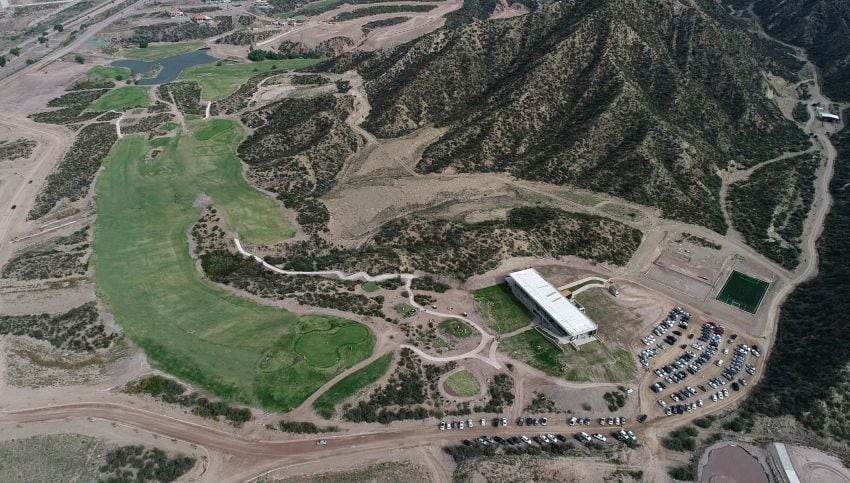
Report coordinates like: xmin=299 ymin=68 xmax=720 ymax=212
xmin=506 ymin=268 xmax=598 ymax=347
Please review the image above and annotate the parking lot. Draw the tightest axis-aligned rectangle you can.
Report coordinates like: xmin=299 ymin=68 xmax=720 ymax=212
xmin=637 ymin=307 xmax=763 ymax=418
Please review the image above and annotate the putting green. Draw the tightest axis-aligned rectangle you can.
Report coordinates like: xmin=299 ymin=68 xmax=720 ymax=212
xmin=444 ymin=370 xmax=481 ymax=397
xmin=92 ymin=120 xmax=372 ymax=410
xmin=295 ymin=325 xmax=371 ymax=368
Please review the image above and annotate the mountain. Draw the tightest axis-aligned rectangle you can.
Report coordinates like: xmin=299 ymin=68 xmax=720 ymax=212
xmin=327 ymin=0 xmax=806 ymax=232
xmin=752 ymin=0 xmax=850 ymax=101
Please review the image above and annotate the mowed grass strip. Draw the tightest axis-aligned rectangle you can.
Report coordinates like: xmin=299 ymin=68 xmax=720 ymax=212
xmin=93 ymin=121 xmax=371 ymax=410
xmin=119 ymin=41 xmax=204 ymax=61
xmin=312 ymin=352 xmax=393 ymax=419
xmin=443 ymin=370 xmax=480 ymax=397
xmin=180 ymin=59 xmax=324 ymax=101
xmin=88 ymin=87 xmax=151 ymax=112
xmin=473 ymin=283 xmax=531 ymax=333
xmin=499 ymin=329 xmax=636 ymax=383
xmin=716 ymin=271 xmax=770 ymax=314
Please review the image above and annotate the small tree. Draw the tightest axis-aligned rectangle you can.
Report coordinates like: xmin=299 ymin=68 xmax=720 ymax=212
xmin=0 ymin=56 xmax=6 ymax=67
xmin=74 ymin=55 xmax=85 ymax=64
xmin=25 ymin=58 xmax=35 ymax=65
xmin=54 ymin=24 xmax=64 ymax=32
xmin=10 ymin=47 xmax=20 ymax=56
xmin=37 ymin=36 xmax=48 ymax=44
xmin=139 ymin=40 xmax=149 ymax=48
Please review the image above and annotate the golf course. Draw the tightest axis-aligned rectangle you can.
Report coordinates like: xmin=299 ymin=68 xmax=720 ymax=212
xmin=92 ymin=118 xmax=374 ymax=411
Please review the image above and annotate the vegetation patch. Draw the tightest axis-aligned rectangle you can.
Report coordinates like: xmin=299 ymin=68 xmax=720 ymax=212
xmin=411 ymin=275 xmax=450 ymax=293
xmin=603 ymin=391 xmax=627 ymax=412
xmin=0 ymin=303 xmax=114 ymax=353
xmin=362 ymin=16 xmax=410 ymax=33
xmin=0 ymin=138 xmax=37 ymax=161
xmin=157 ymin=81 xmax=204 ymax=116
xmin=662 ymin=426 xmax=698 ymax=452
xmin=28 ymin=122 xmax=117 ymax=219
xmin=278 ymin=420 xmax=339 ymax=433
xmin=716 ymin=271 xmax=770 ymax=314
xmin=312 ymin=352 xmax=394 ymax=418
xmin=726 ymin=152 xmax=820 ymax=269
xmin=93 ymin=123 xmax=372 ymax=411
xmin=444 ymin=370 xmax=481 ymax=397
xmin=127 ymin=375 xmax=252 ymax=426
xmin=525 ymin=391 xmax=558 ymax=413
xmin=343 ymin=348 xmax=455 ymax=423
xmin=30 ymin=89 xmax=107 ymax=124
xmin=499 ymin=329 xmax=636 ymax=383
xmin=331 ymin=4 xmax=436 ymax=22
xmin=180 ymin=59 xmax=323 ymax=100
xmin=439 ymin=319 xmax=474 ymax=338
xmin=792 ymin=102 xmax=810 ymax=123
xmin=2 ymin=226 xmax=89 ymax=280
xmin=290 ymin=73 xmax=331 ymax=85
xmin=474 ymin=373 xmax=515 ymax=413
xmin=473 ymin=283 xmax=530 ymax=333
xmin=88 ymin=86 xmax=151 ymax=111
xmin=361 ymin=281 xmax=380 ymax=292
xmin=99 ymin=445 xmax=195 ymax=482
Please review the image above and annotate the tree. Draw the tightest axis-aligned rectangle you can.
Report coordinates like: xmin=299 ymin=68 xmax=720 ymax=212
xmin=25 ymin=59 xmax=35 ymax=65
xmin=139 ymin=40 xmax=149 ymax=48
xmin=74 ymin=55 xmax=85 ymax=64
xmin=0 ymin=55 xmax=5 ymax=67
xmin=10 ymin=47 xmax=20 ymax=56
xmin=54 ymin=24 xmax=63 ymax=32
xmin=37 ymin=36 xmax=48 ymax=44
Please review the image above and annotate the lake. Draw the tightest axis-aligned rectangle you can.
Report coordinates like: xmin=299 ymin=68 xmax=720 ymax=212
xmin=112 ymin=49 xmax=218 ymax=85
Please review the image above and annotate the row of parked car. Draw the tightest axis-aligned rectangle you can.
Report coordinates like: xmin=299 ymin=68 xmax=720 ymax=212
xmin=517 ymin=416 xmax=547 ymax=426
xmin=440 ymin=417 xmax=508 ymax=430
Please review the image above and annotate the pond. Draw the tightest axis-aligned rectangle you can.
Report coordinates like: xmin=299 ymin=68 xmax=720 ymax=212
xmin=111 ymin=49 xmax=218 ymax=85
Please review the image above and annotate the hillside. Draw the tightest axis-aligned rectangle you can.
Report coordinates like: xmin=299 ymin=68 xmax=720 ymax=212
xmin=329 ymin=0 xmax=806 ymax=232
xmin=752 ymin=0 xmax=850 ymax=101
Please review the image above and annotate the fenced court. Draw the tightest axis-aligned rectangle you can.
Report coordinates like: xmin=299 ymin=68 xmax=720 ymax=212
xmin=716 ymin=271 xmax=770 ymax=314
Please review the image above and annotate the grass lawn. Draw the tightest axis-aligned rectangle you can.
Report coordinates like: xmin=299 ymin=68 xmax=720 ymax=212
xmin=439 ymin=319 xmax=474 ymax=338
xmin=87 ymin=65 xmax=132 ymax=82
xmin=716 ymin=271 xmax=770 ymax=314
xmin=395 ymin=303 xmax=416 ymax=317
xmin=119 ymin=41 xmax=203 ymax=61
xmin=361 ymin=281 xmax=380 ymax=293
xmin=443 ymin=370 xmax=481 ymax=397
xmin=92 ymin=120 xmax=371 ymax=411
xmin=180 ymin=59 xmax=323 ymax=101
xmin=473 ymin=283 xmax=531 ymax=333
xmin=88 ymin=86 xmax=151 ymax=112
xmin=499 ymin=329 xmax=636 ymax=383
xmin=312 ymin=352 xmax=393 ymax=419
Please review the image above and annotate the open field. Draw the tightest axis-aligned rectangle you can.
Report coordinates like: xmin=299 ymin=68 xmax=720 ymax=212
xmin=92 ymin=121 xmax=370 ymax=410
xmin=119 ymin=41 xmax=204 ymax=61
xmin=443 ymin=370 xmax=480 ymax=397
xmin=313 ymin=352 xmax=394 ymax=418
xmin=439 ymin=319 xmax=474 ymax=338
xmin=499 ymin=329 xmax=636 ymax=383
xmin=361 ymin=281 xmax=380 ymax=292
xmin=180 ymin=59 xmax=324 ymax=101
xmin=473 ymin=284 xmax=530 ymax=334
xmin=716 ymin=271 xmax=770 ymax=314
xmin=88 ymin=86 xmax=150 ymax=112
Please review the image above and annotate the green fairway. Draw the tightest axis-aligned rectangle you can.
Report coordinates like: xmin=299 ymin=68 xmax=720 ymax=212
xmin=312 ymin=352 xmax=393 ymax=419
xmin=89 ymin=86 xmax=151 ymax=112
xmin=439 ymin=319 xmax=474 ymax=338
xmin=92 ymin=120 xmax=370 ymax=411
xmin=180 ymin=59 xmax=324 ymax=101
xmin=716 ymin=271 xmax=770 ymax=314
xmin=87 ymin=65 xmax=132 ymax=81
xmin=473 ymin=283 xmax=531 ymax=333
xmin=119 ymin=41 xmax=204 ymax=61
xmin=443 ymin=370 xmax=481 ymax=397
xmin=499 ymin=329 xmax=636 ymax=383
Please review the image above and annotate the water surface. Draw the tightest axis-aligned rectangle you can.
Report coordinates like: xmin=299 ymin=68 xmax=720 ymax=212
xmin=112 ymin=49 xmax=218 ymax=85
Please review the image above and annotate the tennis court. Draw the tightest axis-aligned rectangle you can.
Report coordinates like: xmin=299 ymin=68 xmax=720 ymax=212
xmin=716 ymin=271 xmax=770 ymax=314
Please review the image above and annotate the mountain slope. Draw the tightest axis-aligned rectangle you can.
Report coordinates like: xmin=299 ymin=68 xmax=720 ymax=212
xmin=332 ymin=0 xmax=805 ymax=231
xmin=752 ymin=0 xmax=850 ymax=101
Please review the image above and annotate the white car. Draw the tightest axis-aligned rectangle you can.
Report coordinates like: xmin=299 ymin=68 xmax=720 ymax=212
xmin=459 ymin=421 xmax=465 ymax=429
xmin=480 ymin=418 xmax=486 ymax=426
xmin=593 ymin=433 xmax=607 ymax=442
xmin=521 ymin=435 xmax=531 ymax=444
xmin=539 ymin=434 xmax=550 ymax=443
xmin=316 ymin=439 xmax=328 ymax=446
xmin=439 ymin=422 xmax=446 ymax=430
xmin=569 ymin=417 xmax=577 ymax=426
xmin=501 ymin=417 xmax=508 ymax=426
xmin=467 ymin=419 xmax=474 ymax=428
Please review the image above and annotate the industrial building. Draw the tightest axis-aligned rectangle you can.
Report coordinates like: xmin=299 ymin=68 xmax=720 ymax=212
xmin=815 ymin=107 xmax=841 ymax=122
xmin=506 ymin=268 xmax=598 ymax=347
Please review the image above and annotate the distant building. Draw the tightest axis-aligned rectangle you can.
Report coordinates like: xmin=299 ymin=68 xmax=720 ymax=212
xmin=506 ymin=268 xmax=598 ymax=347
xmin=815 ymin=107 xmax=840 ymax=122
xmin=193 ymin=14 xmax=213 ymax=24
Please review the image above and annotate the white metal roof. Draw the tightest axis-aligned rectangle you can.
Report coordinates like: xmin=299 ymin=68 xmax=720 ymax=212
xmin=508 ymin=268 xmax=598 ymax=336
